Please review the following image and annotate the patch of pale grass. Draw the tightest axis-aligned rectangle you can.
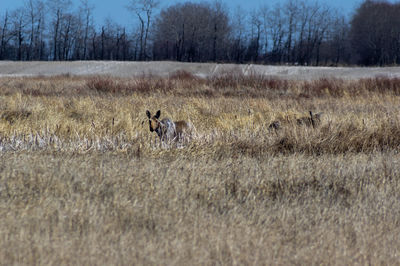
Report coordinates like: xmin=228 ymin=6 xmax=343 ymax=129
xmin=1 ymin=152 xmax=400 ymax=264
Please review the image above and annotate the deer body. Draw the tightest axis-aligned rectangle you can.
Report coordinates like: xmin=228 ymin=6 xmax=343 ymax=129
xmin=174 ymin=120 xmax=193 ymax=139
xmin=268 ymin=111 xmax=323 ymax=131
xmin=296 ymin=111 xmax=323 ymax=128
xmin=146 ymin=110 xmax=193 ymax=143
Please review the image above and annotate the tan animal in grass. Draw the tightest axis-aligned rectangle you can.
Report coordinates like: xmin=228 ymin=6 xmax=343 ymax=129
xmin=268 ymin=111 xmax=323 ymax=130
xmin=296 ymin=111 xmax=323 ymax=128
xmin=146 ymin=110 xmax=193 ymax=142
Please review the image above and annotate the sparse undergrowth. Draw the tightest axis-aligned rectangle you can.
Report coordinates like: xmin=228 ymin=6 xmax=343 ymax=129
xmin=1 ymin=73 xmax=400 ymax=264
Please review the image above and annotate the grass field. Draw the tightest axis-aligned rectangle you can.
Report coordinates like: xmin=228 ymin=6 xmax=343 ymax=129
xmin=1 ymin=72 xmax=400 ymax=264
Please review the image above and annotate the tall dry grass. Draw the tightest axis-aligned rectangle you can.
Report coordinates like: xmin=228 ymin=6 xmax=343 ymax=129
xmin=1 ymin=72 xmax=400 ymax=264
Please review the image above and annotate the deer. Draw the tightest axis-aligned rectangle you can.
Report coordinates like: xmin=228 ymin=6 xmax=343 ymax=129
xmin=146 ymin=110 xmax=194 ymax=144
xmin=268 ymin=111 xmax=323 ymax=131
xmin=296 ymin=111 xmax=323 ymax=128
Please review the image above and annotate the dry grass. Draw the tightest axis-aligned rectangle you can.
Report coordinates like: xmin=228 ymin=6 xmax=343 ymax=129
xmin=1 ymin=72 xmax=400 ymax=265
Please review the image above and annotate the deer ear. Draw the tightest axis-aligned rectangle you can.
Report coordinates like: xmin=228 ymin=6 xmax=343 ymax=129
xmin=155 ymin=110 xmax=161 ymax=119
xmin=146 ymin=110 xmax=151 ymax=119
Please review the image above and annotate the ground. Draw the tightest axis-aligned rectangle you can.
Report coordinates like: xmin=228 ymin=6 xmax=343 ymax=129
xmin=1 ymin=60 xmax=400 ymax=79
xmin=0 ymin=64 xmax=400 ymax=264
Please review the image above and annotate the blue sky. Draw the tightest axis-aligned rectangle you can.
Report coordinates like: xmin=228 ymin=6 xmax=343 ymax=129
xmin=0 ymin=0 xmax=368 ymax=26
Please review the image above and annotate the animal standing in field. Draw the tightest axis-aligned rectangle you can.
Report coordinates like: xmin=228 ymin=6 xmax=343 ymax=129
xmin=268 ymin=111 xmax=323 ymax=131
xmin=146 ymin=110 xmax=193 ymax=144
xmin=296 ymin=111 xmax=323 ymax=128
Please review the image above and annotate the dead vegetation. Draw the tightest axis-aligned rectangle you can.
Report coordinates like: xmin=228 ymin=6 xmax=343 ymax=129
xmin=1 ymin=72 xmax=400 ymax=264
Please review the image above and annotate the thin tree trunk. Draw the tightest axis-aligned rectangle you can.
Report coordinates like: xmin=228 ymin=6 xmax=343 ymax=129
xmin=53 ymin=9 xmax=60 ymax=61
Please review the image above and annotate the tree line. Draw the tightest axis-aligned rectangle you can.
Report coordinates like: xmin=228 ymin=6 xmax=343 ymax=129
xmin=0 ymin=0 xmax=399 ymax=66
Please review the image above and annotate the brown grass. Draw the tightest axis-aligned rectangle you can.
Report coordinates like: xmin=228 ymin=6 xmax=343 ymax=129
xmin=1 ymin=73 xmax=400 ymax=264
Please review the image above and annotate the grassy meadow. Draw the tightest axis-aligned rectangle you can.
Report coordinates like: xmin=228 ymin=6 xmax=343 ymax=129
xmin=1 ymin=72 xmax=400 ymax=264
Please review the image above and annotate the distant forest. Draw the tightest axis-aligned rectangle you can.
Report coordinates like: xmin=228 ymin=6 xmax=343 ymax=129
xmin=1 ymin=0 xmax=400 ymax=66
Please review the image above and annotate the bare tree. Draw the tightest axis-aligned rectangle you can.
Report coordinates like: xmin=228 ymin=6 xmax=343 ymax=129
xmin=313 ymin=5 xmax=332 ymax=66
xmin=246 ymin=10 xmax=262 ymax=62
xmin=287 ymin=1 xmax=332 ymax=66
xmin=0 ymin=11 xmax=12 ymax=59
xmin=79 ymin=0 xmax=94 ymax=60
xmin=59 ymin=13 xmax=77 ymax=60
xmin=10 ymin=8 xmax=28 ymax=60
xmin=282 ymin=0 xmax=298 ymax=63
xmin=267 ymin=3 xmax=285 ymax=63
xmin=210 ymin=1 xmax=230 ymax=62
xmin=127 ymin=0 xmax=159 ymax=60
xmin=25 ymin=0 xmax=41 ymax=60
xmin=153 ymin=2 xmax=230 ymax=62
xmin=350 ymin=0 xmax=400 ymax=65
xmin=323 ymin=14 xmax=349 ymax=66
xmin=295 ymin=1 xmax=313 ymax=65
xmin=229 ymin=6 xmax=248 ymax=63
xmin=259 ymin=5 xmax=269 ymax=61
xmin=47 ymin=0 xmax=72 ymax=60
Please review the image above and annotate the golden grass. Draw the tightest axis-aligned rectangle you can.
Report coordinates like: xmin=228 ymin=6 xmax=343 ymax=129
xmin=1 ymin=73 xmax=400 ymax=264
